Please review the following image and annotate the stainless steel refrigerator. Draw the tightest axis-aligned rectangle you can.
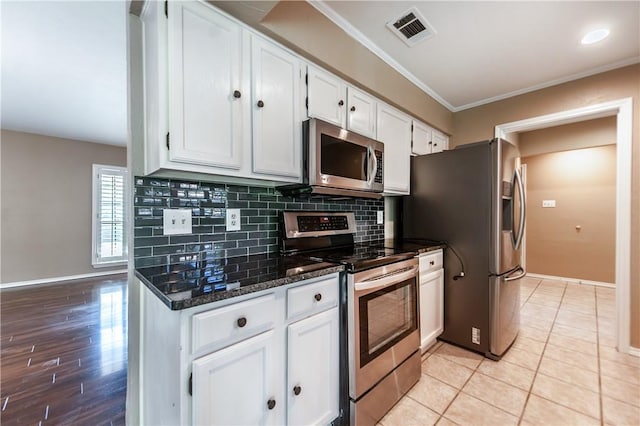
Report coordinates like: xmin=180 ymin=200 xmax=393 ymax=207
xmin=402 ymin=138 xmax=526 ymax=359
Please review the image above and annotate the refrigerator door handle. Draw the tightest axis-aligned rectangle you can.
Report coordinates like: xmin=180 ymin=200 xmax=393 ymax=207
xmin=505 ymin=266 xmax=526 ymax=281
xmin=512 ymin=167 xmax=526 ymax=250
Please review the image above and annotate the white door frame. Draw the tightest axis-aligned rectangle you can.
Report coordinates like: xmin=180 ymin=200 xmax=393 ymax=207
xmin=495 ymin=97 xmax=633 ymax=354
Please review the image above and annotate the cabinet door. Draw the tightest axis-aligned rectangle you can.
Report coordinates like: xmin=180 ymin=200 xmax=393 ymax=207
xmin=420 ymin=269 xmax=444 ymax=352
xmin=168 ymin=1 xmax=245 ymax=169
xmin=251 ymin=36 xmax=301 ymax=179
xmin=346 ymin=86 xmax=376 ymax=138
xmin=287 ymin=307 xmax=339 ymax=426
xmin=307 ymin=65 xmax=347 ymax=127
xmin=432 ymin=129 xmax=448 ymax=153
xmin=192 ymin=330 xmax=283 ymax=425
xmin=377 ymin=104 xmax=412 ymax=194
xmin=412 ymin=120 xmax=433 ymax=156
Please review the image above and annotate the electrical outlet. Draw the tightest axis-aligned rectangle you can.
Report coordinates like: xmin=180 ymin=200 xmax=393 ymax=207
xmin=542 ymin=200 xmax=556 ymax=208
xmin=163 ymin=209 xmax=192 ymax=235
xmin=226 ymin=208 xmax=241 ymax=231
xmin=377 ymin=210 xmax=384 ymax=225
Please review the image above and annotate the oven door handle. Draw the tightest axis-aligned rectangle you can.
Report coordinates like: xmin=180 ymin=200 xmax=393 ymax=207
xmin=355 ymin=265 xmax=418 ymax=292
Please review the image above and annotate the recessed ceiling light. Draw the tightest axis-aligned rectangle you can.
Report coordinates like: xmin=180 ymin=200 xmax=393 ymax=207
xmin=581 ymin=28 xmax=610 ymax=45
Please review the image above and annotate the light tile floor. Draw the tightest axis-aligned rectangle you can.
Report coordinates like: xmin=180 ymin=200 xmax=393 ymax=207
xmin=379 ymin=277 xmax=640 ymax=426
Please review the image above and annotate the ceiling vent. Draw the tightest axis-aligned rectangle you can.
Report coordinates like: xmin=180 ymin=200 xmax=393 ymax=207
xmin=386 ymin=7 xmax=436 ymax=47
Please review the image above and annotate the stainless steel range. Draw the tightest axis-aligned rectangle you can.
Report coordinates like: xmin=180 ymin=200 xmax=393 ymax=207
xmin=281 ymin=211 xmax=421 ymax=426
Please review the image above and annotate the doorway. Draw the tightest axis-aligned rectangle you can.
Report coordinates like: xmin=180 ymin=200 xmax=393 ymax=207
xmin=495 ymin=97 xmax=633 ymax=354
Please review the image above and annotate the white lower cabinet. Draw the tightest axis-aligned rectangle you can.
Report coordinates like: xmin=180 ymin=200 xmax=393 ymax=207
xmin=418 ymin=250 xmax=444 ymax=352
xmin=139 ymin=273 xmax=340 ymax=426
xmin=192 ymin=330 xmax=283 ymax=425
xmin=287 ymin=307 xmax=339 ymax=425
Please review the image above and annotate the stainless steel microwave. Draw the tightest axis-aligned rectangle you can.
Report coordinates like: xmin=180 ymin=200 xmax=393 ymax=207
xmin=280 ymin=119 xmax=384 ymax=199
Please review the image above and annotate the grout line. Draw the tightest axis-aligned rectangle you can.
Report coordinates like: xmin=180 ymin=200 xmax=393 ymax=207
xmin=517 ymin=278 xmax=566 ymax=424
xmin=594 ymin=284 xmax=604 ymax=426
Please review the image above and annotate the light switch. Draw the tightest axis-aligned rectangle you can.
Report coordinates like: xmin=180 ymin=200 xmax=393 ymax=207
xmin=542 ymin=200 xmax=556 ymax=208
xmin=163 ymin=209 xmax=192 ymax=235
xmin=226 ymin=208 xmax=241 ymax=231
xmin=377 ymin=210 xmax=384 ymax=225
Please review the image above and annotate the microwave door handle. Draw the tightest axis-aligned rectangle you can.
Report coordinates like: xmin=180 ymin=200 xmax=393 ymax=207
xmin=354 ymin=265 xmax=418 ymax=292
xmin=367 ymin=146 xmax=377 ymax=187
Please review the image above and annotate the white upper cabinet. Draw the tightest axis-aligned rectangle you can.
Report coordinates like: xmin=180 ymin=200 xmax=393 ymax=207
xmin=377 ymin=103 xmax=412 ymax=195
xmin=412 ymin=120 xmax=432 ymax=155
xmin=251 ymin=36 xmax=301 ymax=179
xmin=142 ymin=0 xmax=301 ymax=184
xmin=411 ymin=120 xmax=449 ymax=156
xmin=432 ymin=128 xmax=449 ymax=153
xmin=306 ymin=66 xmax=376 ymax=138
xmin=306 ymin=65 xmax=347 ymax=128
xmin=167 ymin=1 xmax=245 ymax=169
xmin=346 ymin=86 xmax=377 ymax=139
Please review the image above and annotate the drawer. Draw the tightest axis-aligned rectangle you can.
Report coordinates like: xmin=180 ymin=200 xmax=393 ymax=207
xmin=287 ymin=276 xmax=339 ymax=320
xmin=191 ymin=293 xmax=277 ymax=353
xmin=419 ymin=250 xmax=443 ymax=275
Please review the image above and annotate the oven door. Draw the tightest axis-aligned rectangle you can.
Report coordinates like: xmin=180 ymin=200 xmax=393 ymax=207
xmin=348 ymin=258 xmax=420 ymax=399
xmin=307 ymin=118 xmax=384 ymax=192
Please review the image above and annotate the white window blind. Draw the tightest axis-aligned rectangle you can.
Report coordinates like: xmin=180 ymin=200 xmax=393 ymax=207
xmin=93 ymin=164 xmax=128 ymax=266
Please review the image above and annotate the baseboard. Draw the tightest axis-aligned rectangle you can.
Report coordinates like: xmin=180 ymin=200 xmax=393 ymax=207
xmin=628 ymin=346 xmax=640 ymax=358
xmin=0 ymin=269 xmax=128 ymax=289
xmin=526 ymin=273 xmax=615 ymax=288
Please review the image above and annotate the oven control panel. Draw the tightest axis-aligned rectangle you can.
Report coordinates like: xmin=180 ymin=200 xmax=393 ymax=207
xmin=282 ymin=211 xmax=357 ymax=238
xmin=298 ymin=215 xmax=349 ymax=232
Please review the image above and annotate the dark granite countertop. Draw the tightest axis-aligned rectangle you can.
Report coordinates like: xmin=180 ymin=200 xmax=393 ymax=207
xmin=382 ymin=238 xmax=447 ymax=254
xmin=136 ymin=253 xmax=344 ymax=310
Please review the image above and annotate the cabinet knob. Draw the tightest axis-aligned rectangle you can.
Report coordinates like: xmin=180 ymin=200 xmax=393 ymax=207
xmin=314 ymin=293 xmax=322 ymax=302
xmin=233 ymin=90 xmax=241 ymax=99
xmin=430 ymin=260 xmax=435 ymax=266
xmin=428 ymin=141 xmax=433 ymax=145
xmin=236 ymin=317 xmax=247 ymax=328
xmin=267 ymin=399 xmax=276 ymax=410
xmin=350 ymin=105 xmax=356 ymax=112
xmin=338 ymin=100 xmax=344 ymax=106
xmin=257 ymin=100 xmax=265 ymax=108
xmin=293 ymin=385 xmax=302 ymax=396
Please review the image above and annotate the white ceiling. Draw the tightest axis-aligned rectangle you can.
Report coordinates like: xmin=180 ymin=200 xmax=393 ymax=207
xmin=1 ymin=1 xmax=127 ymax=146
xmin=310 ymin=1 xmax=640 ymax=111
xmin=0 ymin=1 xmax=638 ymax=147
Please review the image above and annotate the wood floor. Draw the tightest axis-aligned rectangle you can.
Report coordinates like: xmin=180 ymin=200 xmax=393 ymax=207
xmin=1 ymin=275 xmax=128 ymax=425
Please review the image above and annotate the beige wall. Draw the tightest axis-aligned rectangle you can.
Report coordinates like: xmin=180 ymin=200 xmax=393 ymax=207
xmin=453 ymin=64 xmax=640 ymax=347
xmin=218 ymin=0 xmax=453 ymax=135
xmin=520 ymin=116 xmax=616 ymax=157
xmin=523 ymin=145 xmax=616 ymax=283
xmin=0 ymin=130 xmax=127 ymax=283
